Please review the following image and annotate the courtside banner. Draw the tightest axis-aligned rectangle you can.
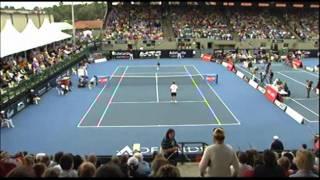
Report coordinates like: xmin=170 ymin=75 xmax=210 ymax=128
xmin=265 ymin=85 xmax=278 ymax=103
xmin=111 ymin=51 xmax=131 ymax=59
xmin=111 ymin=50 xmax=194 ymax=59
xmin=236 ymin=71 xmax=245 ymax=79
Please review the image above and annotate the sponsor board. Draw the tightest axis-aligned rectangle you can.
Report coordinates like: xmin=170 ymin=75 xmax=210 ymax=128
xmin=116 ymin=144 xmax=205 ymax=156
xmin=236 ymin=71 xmax=245 ymax=79
xmin=139 ymin=50 xmax=162 ymax=58
xmin=112 ymin=51 xmax=131 ymax=59
xmin=274 ymin=99 xmax=287 ymax=111
xmin=111 ymin=50 xmax=194 ymax=59
xmin=285 ymin=106 xmax=304 ymax=124
xmin=248 ymin=79 xmax=258 ymax=89
xmin=257 ymin=86 xmax=266 ymax=94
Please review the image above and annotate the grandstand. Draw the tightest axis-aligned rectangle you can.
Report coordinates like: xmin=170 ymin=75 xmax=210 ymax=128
xmin=0 ymin=0 xmax=319 ymax=177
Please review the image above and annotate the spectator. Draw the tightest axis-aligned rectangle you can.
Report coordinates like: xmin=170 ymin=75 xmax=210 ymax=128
xmin=23 ymin=155 xmax=34 ymax=167
xmin=42 ymin=167 xmax=60 ymax=178
xmin=254 ymin=150 xmax=285 ymax=177
xmin=282 ymin=151 xmax=298 ymax=173
xmin=110 ymin=155 xmax=120 ymax=165
xmin=302 ymin=144 xmax=308 ymax=150
xmin=133 ymin=152 xmax=151 ymax=176
xmin=59 ymin=154 xmax=78 ymax=177
xmin=150 ymin=154 xmax=169 ymax=177
xmin=33 ymin=163 xmax=46 ymax=177
xmin=0 ymin=111 xmax=14 ymax=128
xmin=78 ymin=162 xmax=96 ymax=177
xmin=29 ymin=89 xmax=41 ymax=105
xmin=270 ymin=136 xmax=284 ymax=153
xmin=237 ymin=151 xmax=254 ymax=177
xmin=39 ymin=155 xmax=50 ymax=167
xmin=87 ymin=154 xmax=97 ymax=167
xmin=161 ymin=128 xmax=180 ymax=166
xmin=6 ymin=165 xmax=36 ymax=177
xmin=95 ymin=162 xmax=124 ymax=177
xmin=278 ymin=156 xmax=291 ymax=177
xmin=155 ymin=164 xmax=181 ymax=177
xmin=290 ymin=150 xmax=318 ymax=177
xmin=48 ymin=151 xmax=63 ymax=171
xmin=127 ymin=156 xmax=145 ymax=177
xmin=119 ymin=154 xmax=129 ymax=177
xmin=199 ymin=127 xmax=239 ymax=177
xmin=73 ymin=155 xmax=83 ymax=171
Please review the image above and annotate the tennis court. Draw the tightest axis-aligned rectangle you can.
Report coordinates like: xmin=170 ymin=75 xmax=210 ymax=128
xmin=78 ymin=65 xmax=240 ymax=127
xmin=1 ymin=59 xmax=319 ymax=155
xmin=235 ymin=58 xmax=319 ymax=123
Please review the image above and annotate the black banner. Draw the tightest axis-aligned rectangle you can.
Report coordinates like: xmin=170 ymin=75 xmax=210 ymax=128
xmin=111 ymin=50 xmax=194 ymax=59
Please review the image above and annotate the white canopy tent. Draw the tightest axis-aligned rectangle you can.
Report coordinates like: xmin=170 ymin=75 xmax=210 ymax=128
xmin=50 ymin=22 xmax=73 ymax=30
xmin=0 ymin=19 xmax=24 ymax=58
xmin=39 ymin=18 xmax=72 ymax=44
xmin=1 ymin=18 xmax=72 ymax=58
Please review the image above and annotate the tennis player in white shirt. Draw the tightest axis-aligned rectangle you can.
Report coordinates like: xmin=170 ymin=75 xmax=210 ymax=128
xmin=170 ymin=81 xmax=178 ymax=103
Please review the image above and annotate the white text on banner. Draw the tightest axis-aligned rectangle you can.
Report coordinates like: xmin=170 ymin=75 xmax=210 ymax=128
xmin=248 ymin=79 xmax=259 ymax=89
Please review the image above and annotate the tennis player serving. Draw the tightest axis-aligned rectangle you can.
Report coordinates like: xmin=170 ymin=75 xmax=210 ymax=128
xmin=170 ymin=81 xmax=178 ymax=103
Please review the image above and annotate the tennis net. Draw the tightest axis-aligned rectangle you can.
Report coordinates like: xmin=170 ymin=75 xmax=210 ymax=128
xmin=98 ymin=74 xmax=218 ymax=85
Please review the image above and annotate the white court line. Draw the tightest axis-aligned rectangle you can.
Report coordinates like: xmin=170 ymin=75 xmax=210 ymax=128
xmin=111 ymin=100 xmax=205 ymax=104
xmin=235 ymin=64 xmax=252 ymax=76
xmin=297 ymin=68 xmax=319 ymax=78
xmin=125 ymin=72 xmax=188 ymax=75
xmin=155 ymin=73 xmax=159 ymax=102
xmin=278 ymin=69 xmax=319 ymax=78
xmin=118 ymin=65 xmax=194 ymax=68
xmin=97 ymin=66 xmax=129 ymax=127
xmin=191 ymin=66 xmax=241 ymax=125
xmin=77 ymin=66 xmax=120 ymax=127
xmin=184 ymin=65 xmax=221 ymax=124
xmin=277 ymin=72 xmax=307 ymax=87
xmin=78 ymin=123 xmax=240 ymax=128
xmin=293 ymin=97 xmax=319 ymax=101
xmin=192 ymin=65 xmax=204 ymax=79
xmin=289 ymin=97 xmax=319 ymax=117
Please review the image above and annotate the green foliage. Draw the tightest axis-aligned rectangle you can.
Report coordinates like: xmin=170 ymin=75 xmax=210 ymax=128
xmin=43 ymin=2 xmax=106 ymax=22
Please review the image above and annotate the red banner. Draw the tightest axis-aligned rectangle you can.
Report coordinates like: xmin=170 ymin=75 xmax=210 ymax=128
xmin=265 ymin=85 xmax=278 ymax=103
xmin=201 ymin=54 xmax=212 ymax=61
xmin=98 ymin=77 xmax=108 ymax=83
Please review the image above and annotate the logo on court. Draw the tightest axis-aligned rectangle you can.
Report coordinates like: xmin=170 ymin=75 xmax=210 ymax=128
xmin=116 ymin=145 xmax=133 ymax=156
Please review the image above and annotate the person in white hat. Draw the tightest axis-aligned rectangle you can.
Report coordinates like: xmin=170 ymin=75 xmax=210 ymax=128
xmin=0 ymin=111 xmax=14 ymax=128
xmin=270 ymin=135 xmax=284 ymax=153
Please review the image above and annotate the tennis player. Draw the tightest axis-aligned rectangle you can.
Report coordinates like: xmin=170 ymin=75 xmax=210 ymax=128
xmin=157 ymin=62 xmax=160 ymax=71
xmin=170 ymin=81 xmax=178 ymax=103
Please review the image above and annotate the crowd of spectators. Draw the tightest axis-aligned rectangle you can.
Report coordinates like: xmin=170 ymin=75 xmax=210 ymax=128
xmin=0 ymin=42 xmax=82 ymax=94
xmin=170 ymin=7 xmax=232 ymax=40
xmin=105 ymin=6 xmax=163 ymax=41
xmin=0 ymin=129 xmax=318 ymax=177
xmin=229 ymin=10 xmax=294 ymax=40
xmin=286 ymin=11 xmax=319 ymax=40
xmin=103 ymin=6 xmax=320 ymax=42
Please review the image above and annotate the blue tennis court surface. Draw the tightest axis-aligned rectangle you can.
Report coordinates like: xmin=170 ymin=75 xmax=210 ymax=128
xmin=1 ymin=59 xmax=319 ymax=155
